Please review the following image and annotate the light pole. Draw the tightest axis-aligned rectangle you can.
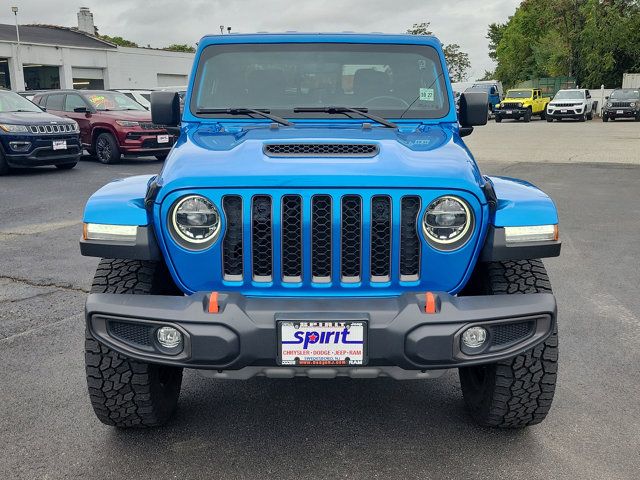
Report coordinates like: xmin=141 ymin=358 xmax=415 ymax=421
xmin=11 ymin=6 xmax=21 ymax=90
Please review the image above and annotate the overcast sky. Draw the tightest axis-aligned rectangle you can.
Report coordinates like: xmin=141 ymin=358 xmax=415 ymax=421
xmin=1 ymin=0 xmax=520 ymax=79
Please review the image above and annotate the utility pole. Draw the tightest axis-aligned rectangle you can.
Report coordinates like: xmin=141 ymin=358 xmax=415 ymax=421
xmin=11 ymin=6 xmax=22 ymax=91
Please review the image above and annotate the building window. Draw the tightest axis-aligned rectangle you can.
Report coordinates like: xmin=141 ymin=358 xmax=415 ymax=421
xmin=23 ymin=65 xmax=61 ymax=90
xmin=0 ymin=58 xmax=10 ymax=89
xmin=73 ymin=78 xmax=104 ymax=90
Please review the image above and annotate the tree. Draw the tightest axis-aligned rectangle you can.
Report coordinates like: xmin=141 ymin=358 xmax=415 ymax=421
xmin=407 ymin=22 xmax=472 ymax=82
xmin=99 ymin=35 xmax=138 ymax=48
xmin=164 ymin=44 xmax=196 ymax=53
xmin=488 ymin=0 xmax=640 ymax=88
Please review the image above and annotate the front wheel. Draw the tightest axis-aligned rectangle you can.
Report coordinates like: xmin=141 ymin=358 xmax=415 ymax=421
xmin=459 ymin=260 xmax=558 ymax=428
xmin=523 ymin=110 xmax=532 ymax=122
xmin=95 ymin=132 xmax=121 ymax=164
xmin=85 ymin=259 xmax=183 ymax=428
xmin=55 ymin=161 xmax=78 ymax=170
xmin=495 ymin=115 xmax=502 ymax=123
xmin=546 ymin=117 xmax=553 ymax=123
xmin=603 ymin=116 xmax=609 ymax=122
xmin=0 ymin=150 xmax=10 ymax=176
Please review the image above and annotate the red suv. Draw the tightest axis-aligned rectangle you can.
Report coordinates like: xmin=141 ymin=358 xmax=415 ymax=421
xmin=33 ymin=90 xmax=175 ymax=164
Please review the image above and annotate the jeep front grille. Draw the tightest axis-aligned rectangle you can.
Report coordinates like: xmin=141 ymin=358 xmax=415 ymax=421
xmin=28 ymin=124 xmax=76 ymax=134
xmin=221 ymin=193 xmax=422 ymax=284
xmin=501 ymin=102 xmax=523 ymax=109
xmin=610 ymin=102 xmax=632 ymax=108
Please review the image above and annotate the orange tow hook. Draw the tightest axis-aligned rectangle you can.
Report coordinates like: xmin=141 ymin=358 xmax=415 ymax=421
xmin=425 ymin=292 xmax=437 ymax=314
xmin=208 ymin=292 xmax=219 ymax=313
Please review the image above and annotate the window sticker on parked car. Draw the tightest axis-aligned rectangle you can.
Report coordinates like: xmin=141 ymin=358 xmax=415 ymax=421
xmin=420 ymin=88 xmax=435 ymax=101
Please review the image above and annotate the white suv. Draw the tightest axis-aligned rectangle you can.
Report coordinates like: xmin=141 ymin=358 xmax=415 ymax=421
xmin=546 ymin=89 xmax=594 ymax=122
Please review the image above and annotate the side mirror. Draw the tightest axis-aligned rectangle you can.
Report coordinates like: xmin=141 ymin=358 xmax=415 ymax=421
xmin=458 ymin=91 xmax=488 ymax=136
xmin=151 ymin=91 xmax=181 ymax=129
xmin=74 ymin=106 xmax=88 ymax=113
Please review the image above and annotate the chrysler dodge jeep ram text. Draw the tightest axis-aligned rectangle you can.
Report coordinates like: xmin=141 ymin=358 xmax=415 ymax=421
xmin=33 ymin=90 xmax=175 ymax=164
xmin=0 ymin=89 xmax=81 ymax=175
xmin=80 ymin=33 xmax=561 ymax=429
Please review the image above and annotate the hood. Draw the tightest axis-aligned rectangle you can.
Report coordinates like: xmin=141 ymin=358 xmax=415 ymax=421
xmin=0 ymin=110 xmax=76 ymax=125
xmin=94 ymin=110 xmax=151 ymax=121
xmin=156 ymin=123 xmax=487 ymax=203
xmin=549 ymin=100 xmax=584 ymax=105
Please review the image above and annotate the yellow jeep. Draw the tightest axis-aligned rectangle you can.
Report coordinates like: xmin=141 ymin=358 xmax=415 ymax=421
xmin=495 ymin=88 xmax=550 ymax=122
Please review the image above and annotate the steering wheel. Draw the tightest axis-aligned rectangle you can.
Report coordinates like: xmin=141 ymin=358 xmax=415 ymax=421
xmin=361 ymin=96 xmax=411 ymax=108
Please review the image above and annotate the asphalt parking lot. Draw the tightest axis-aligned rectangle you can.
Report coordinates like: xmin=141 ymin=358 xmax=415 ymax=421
xmin=1 ymin=119 xmax=639 ymax=480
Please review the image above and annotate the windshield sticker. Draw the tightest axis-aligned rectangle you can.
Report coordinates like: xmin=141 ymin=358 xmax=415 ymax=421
xmin=420 ymin=88 xmax=435 ymax=101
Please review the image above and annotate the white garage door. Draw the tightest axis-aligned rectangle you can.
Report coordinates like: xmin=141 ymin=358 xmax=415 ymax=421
xmin=72 ymin=67 xmax=104 ymax=79
xmin=157 ymin=73 xmax=188 ymax=87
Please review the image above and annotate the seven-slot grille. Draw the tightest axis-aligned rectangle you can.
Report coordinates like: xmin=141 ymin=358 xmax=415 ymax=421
xmin=552 ymin=103 xmax=580 ymax=108
xmin=501 ymin=102 xmax=524 ymax=109
xmin=28 ymin=124 xmax=76 ymax=134
xmin=221 ymin=194 xmax=422 ymax=284
xmin=610 ymin=101 xmax=632 ymax=108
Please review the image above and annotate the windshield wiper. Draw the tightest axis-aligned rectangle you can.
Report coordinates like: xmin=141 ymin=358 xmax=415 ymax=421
xmin=293 ymin=106 xmax=397 ymax=128
xmin=195 ymin=108 xmax=293 ymax=127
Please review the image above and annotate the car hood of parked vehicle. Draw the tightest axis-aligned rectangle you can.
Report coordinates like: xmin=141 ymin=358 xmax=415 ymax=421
xmin=93 ymin=110 xmax=152 ymax=121
xmin=0 ymin=110 xmax=77 ymax=125
xmin=549 ymin=99 xmax=585 ymax=105
xmin=155 ymin=123 xmax=487 ymax=202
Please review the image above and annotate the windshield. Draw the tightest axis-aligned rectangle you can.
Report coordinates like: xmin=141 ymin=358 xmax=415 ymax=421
xmin=506 ymin=90 xmax=532 ymax=99
xmin=191 ymin=43 xmax=450 ymax=119
xmin=0 ymin=90 xmax=42 ymax=113
xmin=554 ymin=90 xmax=584 ymax=100
xmin=610 ymin=89 xmax=640 ymax=100
xmin=85 ymin=92 xmax=146 ymax=111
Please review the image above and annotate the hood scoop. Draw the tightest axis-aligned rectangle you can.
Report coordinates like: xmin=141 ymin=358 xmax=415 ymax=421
xmin=263 ymin=143 xmax=379 ymax=157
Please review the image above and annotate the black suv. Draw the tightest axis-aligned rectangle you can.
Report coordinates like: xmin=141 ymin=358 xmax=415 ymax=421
xmin=0 ymin=89 xmax=81 ymax=175
xmin=602 ymin=88 xmax=640 ymax=122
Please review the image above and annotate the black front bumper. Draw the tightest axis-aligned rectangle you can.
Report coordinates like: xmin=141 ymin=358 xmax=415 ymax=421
xmin=495 ymin=108 xmax=527 ymax=118
xmin=86 ymin=291 xmax=556 ymax=371
xmin=4 ymin=136 xmax=82 ymax=167
xmin=603 ymin=108 xmax=638 ymax=119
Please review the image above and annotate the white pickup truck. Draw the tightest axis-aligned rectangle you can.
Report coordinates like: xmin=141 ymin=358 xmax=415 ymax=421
xmin=546 ymin=89 xmax=595 ymax=122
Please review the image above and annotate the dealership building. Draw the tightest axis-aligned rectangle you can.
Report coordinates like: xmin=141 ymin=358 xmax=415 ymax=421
xmin=0 ymin=8 xmax=194 ymax=92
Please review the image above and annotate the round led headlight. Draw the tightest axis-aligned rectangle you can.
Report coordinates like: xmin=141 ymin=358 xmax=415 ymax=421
xmin=423 ymin=196 xmax=473 ymax=250
xmin=170 ymin=195 xmax=221 ymax=249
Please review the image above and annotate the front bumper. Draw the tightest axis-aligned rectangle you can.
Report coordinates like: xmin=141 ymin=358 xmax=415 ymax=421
xmin=86 ymin=291 xmax=556 ymax=371
xmin=3 ymin=135 xmax=81 ymax=167
xmin=602 ymin=108 xmax=638 ymax=119
xmin=547 ymin=108 xmax=585 ymax=119
xmin=120 ymin=131 xmax=175 ymax=154
xmin=495 ymin=108 xmax=527 ymax=118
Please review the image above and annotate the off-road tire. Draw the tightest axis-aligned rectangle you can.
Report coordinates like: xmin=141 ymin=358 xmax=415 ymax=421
xmin=0 ymin=149 xmax=10 ymax=175
xmin=523 ymin=109 xmax=532 ymax=122
xmin=94 ymin=132 xmax=121 ymax=164
xmin=495 ymin=115 xmax=502 ymax=123
xmin=85 ymin=259 xmax=183 ymax=428
xmin=459 ymin=259 xmax=558 ymax=428
xmin=603 ymin=116 xmax=609 ymax=122
xmin=55 ymin=161 xmax=78 ymax=170
xmin=540 ymin=109 xmax=546 ymax=120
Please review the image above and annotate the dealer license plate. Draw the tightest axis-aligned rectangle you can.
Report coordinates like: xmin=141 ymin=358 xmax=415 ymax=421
xmin=52 ymin=140 xmax=67 ymax=150
xmin=617 ymin=110 xmax=624 ymax=114
xmin=157 ymin=134 xmax=169 ymax=144
xmin=506 ymin=110 xmax=513 ymax=114
xmin=561 ymin=109 xmax=567 ymax=113
xmin=279 ymin=321 xmax=366 ymax=366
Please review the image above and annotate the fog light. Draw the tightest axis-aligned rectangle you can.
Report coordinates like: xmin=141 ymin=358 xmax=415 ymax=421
xmin=462 ymin=327 xmax=487 ymax=349
xmin=156 ymin=326 xmax=182 ymax=349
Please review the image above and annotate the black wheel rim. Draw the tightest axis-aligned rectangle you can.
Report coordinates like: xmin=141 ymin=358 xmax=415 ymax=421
xmin=96 ymin=138 xmax=111 ymax=162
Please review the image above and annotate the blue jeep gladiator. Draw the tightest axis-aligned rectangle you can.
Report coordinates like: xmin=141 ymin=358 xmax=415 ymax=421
xmin=80 ymin=33 xmax=561 ymax=429
xmin=0 ymin=89 xmax=81 ymax=174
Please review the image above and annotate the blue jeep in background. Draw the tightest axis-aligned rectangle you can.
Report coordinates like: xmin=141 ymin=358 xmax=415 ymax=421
xmin=465 ymin=83 xmax=502 ymax=117
xmin=0 ymin=89 xmax=81 ymax=175
xmin=80 ymin=33 xmax=561 ymax=429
